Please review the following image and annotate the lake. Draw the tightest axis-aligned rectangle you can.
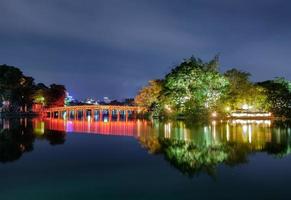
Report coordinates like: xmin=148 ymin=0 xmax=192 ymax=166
xmin=0 ymin=118 xmax=291 ymax=200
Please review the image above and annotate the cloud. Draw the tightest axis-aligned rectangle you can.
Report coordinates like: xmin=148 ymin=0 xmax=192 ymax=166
xmin=0 ymin=0 xmax=290 ymax=99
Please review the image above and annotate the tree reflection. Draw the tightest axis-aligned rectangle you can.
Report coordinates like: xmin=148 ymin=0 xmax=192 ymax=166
xmin=0 ymin=118 xmax=66 ymax=163
xmin=0 ymin=119 xmax=35 ymax=163
xmin=160 ymin=139 xmax=229 ymax=177
xmin=138 ymin=120 xmax=291 ymax=177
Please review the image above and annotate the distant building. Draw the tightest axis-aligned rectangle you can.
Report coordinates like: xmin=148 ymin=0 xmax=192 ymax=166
xmin=65 ymin=92 xmax=74 ymax=106
xmin=103 ymin=97 xmax=111 ymax=104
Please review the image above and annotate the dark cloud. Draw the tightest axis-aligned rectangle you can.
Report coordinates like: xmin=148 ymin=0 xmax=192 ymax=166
xmin=0 ymin=0 xmax=290 ymax=99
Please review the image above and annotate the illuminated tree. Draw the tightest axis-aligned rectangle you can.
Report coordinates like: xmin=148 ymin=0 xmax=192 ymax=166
xmin=135 ymin=80 xmax=163 ymax=109
xmin=162 ymin=56 xmax=229 ymax=117
xmin=33 ymin=83 xmax=48 ymax=105
xmin=224 ymin=68 xmax=269 ymax=112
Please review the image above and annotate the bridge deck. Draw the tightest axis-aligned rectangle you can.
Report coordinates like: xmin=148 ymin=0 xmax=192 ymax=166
xmin=45 ymin=105 xmax=145 ymax=112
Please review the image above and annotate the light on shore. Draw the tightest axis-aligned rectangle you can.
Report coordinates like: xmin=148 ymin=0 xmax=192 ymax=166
xmin=212 ymin=112 xmax=217 ymax=118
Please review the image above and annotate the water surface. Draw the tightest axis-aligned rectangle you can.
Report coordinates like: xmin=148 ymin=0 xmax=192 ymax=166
xmin=0 ymin=118 xmax=291 ymax=200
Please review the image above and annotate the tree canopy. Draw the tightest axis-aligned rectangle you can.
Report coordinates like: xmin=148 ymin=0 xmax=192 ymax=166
xmin=224 ymin=68 xmax=269 ymax=112
xmin=162 ymin=56 xmax=229 ymax=116
xmin=258 ymin=78 xmax=291 ymax=117
xmin=135 ymin=55 xmax=289 ymax=118
xmin=0 ymin=64 xmax=66 ymax=112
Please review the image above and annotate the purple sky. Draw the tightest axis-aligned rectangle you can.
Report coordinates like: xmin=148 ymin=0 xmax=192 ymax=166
xmin=1 ymin=0 xmax=290 ymax=100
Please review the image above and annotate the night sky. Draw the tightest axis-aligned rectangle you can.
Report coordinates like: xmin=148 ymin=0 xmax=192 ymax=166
xmin=1 ymin=0 xmax=290 ymax=100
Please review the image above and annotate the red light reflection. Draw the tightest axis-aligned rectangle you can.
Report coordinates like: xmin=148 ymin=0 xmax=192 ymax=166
xmin=34 ymin=119 xmax=144 ymax=137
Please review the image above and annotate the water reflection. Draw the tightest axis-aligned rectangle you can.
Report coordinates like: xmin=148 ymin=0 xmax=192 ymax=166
xmin=0 ymin=118 xmax=66 ymax=163
xmin=137 ymin=119 xmax=291 ymax=177
xmin=0 ymin=118 xmax=291 ymax=177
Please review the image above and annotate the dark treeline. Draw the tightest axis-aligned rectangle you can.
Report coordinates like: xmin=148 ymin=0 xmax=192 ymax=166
xmin=135 ymin=55 xmax=291 ymax=119
xmin=0 ymin=64 xmax=66 ymax=112
xmin=0 ymin=118 xmax=66 ymax=163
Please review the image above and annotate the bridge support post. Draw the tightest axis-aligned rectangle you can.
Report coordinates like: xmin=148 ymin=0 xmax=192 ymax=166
xmin=91 ymin=110 xmax=95 ymax=120
xmin=132 ymin=111 xmax=136 ymax=119
xmin=117 ymin=110 xmax=120 ymax=121
xmin=109 ymin=109 xmax=112 ymax=121
xmin=83 ymin=110 xmax=86 ymax=120
xmin=74 ymin=110 xmax=78 ymax=120
xmin=99 ymin=110 xmax=103 ymax=121
xmin=125 ymin=110 xmax=128 ymax=121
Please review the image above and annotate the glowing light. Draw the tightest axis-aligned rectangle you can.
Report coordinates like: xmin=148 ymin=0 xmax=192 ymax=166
xmin=226 ymin=123 xmax=230 ymax=141
xmin=242 ymin=104 xmax=249 ymax=110
xmin=212 ymin=120 xmax=217 ymax=140
xmin=248 ymin=125 xmax=252 ymax=143
xmin=211 ymin=112 xmax=217 ymax=118
xmin=225 ymin=106 xmax=231 ymax=112
xmin=204 ymin=126 xmax=208 ymax=133
xmin=33 ymin=121 xmax=45 ymax=135
xmin=165 ymin=105 xmax=172 ymax=112
xmin=230 ymin=112 xmax=272 ymax=118
xmin=164 ymin=123 xmax=172 ymax=138
xmin=243 ymin=125 xmax=248 ymax=133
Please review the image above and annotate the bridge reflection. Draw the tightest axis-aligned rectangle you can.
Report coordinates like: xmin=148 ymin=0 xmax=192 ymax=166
xmin=34 ymin=118 xmax=148 ymax=137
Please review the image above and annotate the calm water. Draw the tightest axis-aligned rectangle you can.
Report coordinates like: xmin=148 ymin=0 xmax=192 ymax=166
xmin=1 ymin=118 xmax=291 ymax=200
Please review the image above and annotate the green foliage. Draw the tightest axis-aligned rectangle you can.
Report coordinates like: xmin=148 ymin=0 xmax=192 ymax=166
xmin=161 ymin=56 xmax=229 ymax=118
xmin=135 ymin=55 xmax=288 ymax=119
xmin=160 ymin=139 xmax=229 ymax=176
xmin=223 ymin=68 xmax=270 ymax=112
xmin=258 ymin=78 xmax=291 ymax=117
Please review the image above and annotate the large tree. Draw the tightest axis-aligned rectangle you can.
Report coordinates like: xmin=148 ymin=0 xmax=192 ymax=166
xmin=162 ymin=56 xmax=229 ymax=116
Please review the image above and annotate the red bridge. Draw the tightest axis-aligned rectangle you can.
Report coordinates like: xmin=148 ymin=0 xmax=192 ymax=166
xmin=44 ymin=105 xmax=146 ymax=121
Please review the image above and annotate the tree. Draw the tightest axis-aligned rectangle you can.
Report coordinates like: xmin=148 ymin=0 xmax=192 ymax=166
xmin=0 ymin=64 xmax=35 ymax=112
xmin=135 ymin=80 xmax=163 ymax=109
xmin=224 ymin=68 xmax=269 ymax=112
xmin=46 ymin=84 xmax=66 ymax=107
xmin=162 ymin=56 xmax=229 ymax=117
xmin=32 ymin=83 xmax=48 ymax=105
xmin=258 ymin=78 xmax=291 ymax=117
